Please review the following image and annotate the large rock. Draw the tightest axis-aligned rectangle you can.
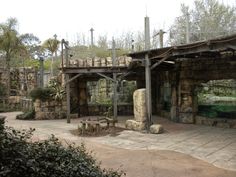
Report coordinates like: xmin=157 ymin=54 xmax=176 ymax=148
xmin=125 ymin=119 xmax=146 ymax=131
xmin=150 ymin=124 xmax=164 ymax=134
xmin=133 ymin=89 xmax=147 ymax=122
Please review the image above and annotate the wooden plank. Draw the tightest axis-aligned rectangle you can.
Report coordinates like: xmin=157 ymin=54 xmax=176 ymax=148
xmin=150 ymin=55 xmax=170 ymax=70
xmin=97 ymin=73 xmax=116 ymax=82
xmin=63 ymin=67 xmax=128 ymax=74
xmin=64 ymin=74 xmax=82 ymax=86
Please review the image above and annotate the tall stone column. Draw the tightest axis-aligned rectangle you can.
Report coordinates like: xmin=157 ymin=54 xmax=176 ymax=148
xmin=78 ymin=80 xmax=88 ymax=117
xmin=178 ymin=79 xmax=195 ymax=123
xmin=170 ymin=84 xmax=177 ymax=122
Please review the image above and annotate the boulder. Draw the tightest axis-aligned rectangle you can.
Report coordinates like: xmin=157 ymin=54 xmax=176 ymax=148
xmin=150 ymin=124 xmax=164 ymax=134
xmin=125 ymin=119 xmax=146 ymax=131
xmin=133 ymin=89 xmax=147 ymax=122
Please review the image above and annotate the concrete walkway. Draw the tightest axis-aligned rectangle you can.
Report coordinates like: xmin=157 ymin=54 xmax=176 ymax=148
xmin=2 ymin=112 xmax=236 ymax=172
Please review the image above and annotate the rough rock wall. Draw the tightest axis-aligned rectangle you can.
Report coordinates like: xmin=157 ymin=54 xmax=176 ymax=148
xmin=34 ymin=99 xmax=66 ymax=120
xmin=0 ymin=67 xmax=38 ymax=97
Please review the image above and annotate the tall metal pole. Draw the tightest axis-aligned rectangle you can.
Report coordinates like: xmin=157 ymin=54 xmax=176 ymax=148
xmin=186 ymin=12 xmax=190 ymax=44
xmin=90 ymin=28 xmax=94 ymax=48
xmin=90 ymin=28 xmax=95 ymax=60
xmin=112 ymin=38 xmax=118 ymax=120
xmin=145 ymin=16 xmax=152 ymax=130
xmin=159 ymin=29 xmax=165 ymax=48
xmin=65 ymin=41 xmax=71 ymax=123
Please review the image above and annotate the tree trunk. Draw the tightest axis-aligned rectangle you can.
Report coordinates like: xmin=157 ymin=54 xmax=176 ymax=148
xmin=5 ymin=53 xmax=10 ymax=101
xmin=50 ymin=53 xmax=54 ymax=78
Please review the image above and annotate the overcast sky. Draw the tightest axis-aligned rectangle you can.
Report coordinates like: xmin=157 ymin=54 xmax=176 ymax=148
xmin=1 ymin=0 xmax=235 ymax=44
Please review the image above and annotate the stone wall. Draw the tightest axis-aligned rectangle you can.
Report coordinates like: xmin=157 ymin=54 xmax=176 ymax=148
xmin=195 ymin=116 xmax=236 ymax=129
xmin=34 ymin=99 xmax=66 ymax=120
xmin=155 ymin=56 xmax=236 ymax=125
xmin=0 ymin=67 xmax=38 ymax=97
xmin=20 ymin=98 xmax=33 ymax=111
xmin=87 ymin=103 xmax=133 ymax=116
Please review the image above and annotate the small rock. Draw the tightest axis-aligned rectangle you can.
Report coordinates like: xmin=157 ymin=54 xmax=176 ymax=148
xmin=150 ymin=124 xmax=164 ymax=134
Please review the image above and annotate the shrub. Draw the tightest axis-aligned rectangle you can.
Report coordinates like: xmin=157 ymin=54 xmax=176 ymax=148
xmin=0 ymin=83 xmax=6 ymax=97
xmin=0 ymin=120 xmax=123 ymax=177
xmin=48 ymin=78 xmax=65 ymax=101
xmin=30 ymin=88 xmax=53 ymax=102
xmin=16 ymin=109 xmax=35 ymax=120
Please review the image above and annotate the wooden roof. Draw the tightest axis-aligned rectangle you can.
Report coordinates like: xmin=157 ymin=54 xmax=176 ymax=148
xmin=128 ymin=34 xmax=236 ymax=60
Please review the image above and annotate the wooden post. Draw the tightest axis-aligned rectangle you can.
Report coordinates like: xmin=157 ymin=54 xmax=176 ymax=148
xmin=112 ymin=38 xmax=118 ymax=120
xmin=65 ymin=41 xmax=71 ymax=123
xmin=145 ymin=16 xmax=152 ymax=129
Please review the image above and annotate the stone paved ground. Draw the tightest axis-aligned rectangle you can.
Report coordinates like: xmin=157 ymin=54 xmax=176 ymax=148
xmin=1 ymin=112 xmax=236 ymax=176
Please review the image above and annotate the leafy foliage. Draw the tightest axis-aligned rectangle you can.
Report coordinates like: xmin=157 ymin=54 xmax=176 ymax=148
xmin=0 ymin=120 xmax=123 ymax=177
xmin=48 ymin=78 xmax=65 ymax=101
xmin=30 ymin=78 xmax=65 ymax=102
xmin=16 ymin=109 xmax=35 ymax=120
xmin=0 ymin=83 xmax=6 ymax=97
xmin=30 ymin=87 xmax=53 ymax=102
xmin=0 ymin=18 xmax=26 ymax=97
xmin=169 ymin=0 xmax=236 ymax=45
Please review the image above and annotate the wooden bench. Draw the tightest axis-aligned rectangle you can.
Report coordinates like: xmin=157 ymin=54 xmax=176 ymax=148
xmin=80 ymin=120 xmax=100 ymax=134
xmin=98 ymin=117 xmax=118 ymax=128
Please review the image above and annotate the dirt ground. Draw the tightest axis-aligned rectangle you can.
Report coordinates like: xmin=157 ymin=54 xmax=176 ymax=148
xmin=2 ymin=112 xmax=236 ymax=177
xmin=84 ymin=142 xmax=236 ymax=177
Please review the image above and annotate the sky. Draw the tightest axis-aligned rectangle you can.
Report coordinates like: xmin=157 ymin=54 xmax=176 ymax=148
xmin=0 ymin=0 xmax=235 ymax=44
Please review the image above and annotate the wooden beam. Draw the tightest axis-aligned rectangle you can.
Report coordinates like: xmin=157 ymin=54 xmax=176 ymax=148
xmin=150 ymin=55 xmax=170 ymax=70
xmin=97 ymin=73 xmax=116 ymax=82
xmin=63 ymin=74 xmax=82 ymax=86
xmin=63 ymin=67 xmax=128 ymax=74
xmin=118 ymin=71 xmax=134 ymax=80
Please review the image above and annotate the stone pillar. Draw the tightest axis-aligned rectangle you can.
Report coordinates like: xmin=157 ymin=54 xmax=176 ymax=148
xmin=170 ymin=84 xmax=177 ymax=122
xmin=192 ymin=85 xmax=198 ymax=119
xmin=126 ymin=89 xmax=147 ymax=131
xmin=178 ymin=79 xmax=195 ymax=123
xmin=78 ymin=80 xmax=88 ymax=117
xmin=133 ymin=89 xmax=147 ymax=122
xmin=156 ymin=84 xmax=162 ymax=114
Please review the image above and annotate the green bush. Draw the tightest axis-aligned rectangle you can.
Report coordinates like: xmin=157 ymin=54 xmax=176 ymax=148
xmin=16 ymin=109 xmax=35 ymax=120
xmin=0 ymin=120 xmax=123 ymax=177
xmin=0 ymin=83 xmax=6 ymax=97
xmin=30 ymin=88 xmax=53 ymax=102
